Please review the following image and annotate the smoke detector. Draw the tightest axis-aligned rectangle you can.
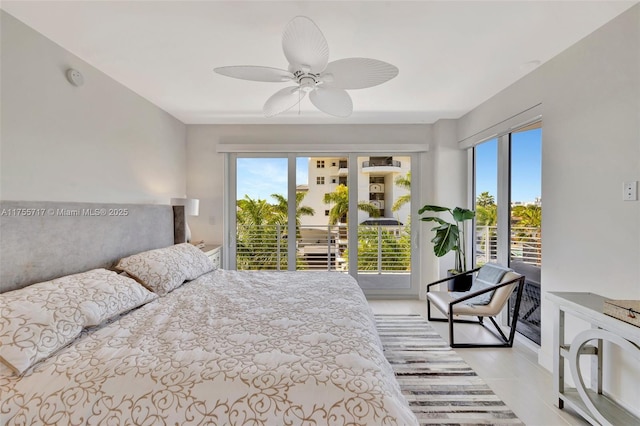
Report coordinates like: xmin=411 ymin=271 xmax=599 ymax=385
xmin=66 ymin=69 xmax=84 ymax=87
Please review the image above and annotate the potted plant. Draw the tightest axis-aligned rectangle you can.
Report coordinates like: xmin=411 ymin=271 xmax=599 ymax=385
xmin=419 ymin=204 xmax=475 ymax=291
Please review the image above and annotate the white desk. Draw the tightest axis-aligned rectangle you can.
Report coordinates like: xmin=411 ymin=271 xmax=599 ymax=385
xmin=546 ymin=292 xmax=640 ymax=426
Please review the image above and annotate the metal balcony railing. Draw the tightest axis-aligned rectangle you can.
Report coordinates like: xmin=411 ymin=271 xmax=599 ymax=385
xmin=236 ymin=224 xmax=411 ymax=273
xmin=361 ymin=160 xmax=401 ymax=168
xmin=236 ymin=224 xmax=288 ymax=271
xmin=476 ymin=225 xmax=542 ymax=344
xmin=475 ymin=225 xmax=541 ymax=267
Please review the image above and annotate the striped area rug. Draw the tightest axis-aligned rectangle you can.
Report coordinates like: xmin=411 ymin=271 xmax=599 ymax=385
xmin=376 ymin=314 xmax=524 ymax=425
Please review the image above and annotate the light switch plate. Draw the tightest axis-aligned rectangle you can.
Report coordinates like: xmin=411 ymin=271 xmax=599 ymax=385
xmin=623 ymin=181 xmax=638 ymax=201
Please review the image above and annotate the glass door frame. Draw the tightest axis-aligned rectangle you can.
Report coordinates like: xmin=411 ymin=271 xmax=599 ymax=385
xmin=225 ymin=152 xmax=420 ymax=296
xmin=349 ymin=153 xmax=417 ymax=293
xmin=470 ymin=120 xmax=542 ymax=268
xmin=470 ymin=119 xmax=542 ymax=341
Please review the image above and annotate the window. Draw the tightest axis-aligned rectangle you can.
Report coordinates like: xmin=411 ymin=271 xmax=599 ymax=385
xmin=317 ymin=176 xmax=325 ymax=185
xmin=331 ymin=177 xmax=337 ymax=184
xmin=472 ymin=120 xmax=542 ymax=344
xmin=316 ymin=160 xmax=325 ymax=168
xmin=509 ymin=124 xmax=542 ymax=344
xmin=474 ymin=138 xmax=498 ymax=265
xmin=324 ymin=210 xmax=330 ymax=216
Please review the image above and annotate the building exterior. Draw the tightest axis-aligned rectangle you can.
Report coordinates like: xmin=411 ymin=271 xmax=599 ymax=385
xmin=299 ymin=156 xmax=411 ymax=227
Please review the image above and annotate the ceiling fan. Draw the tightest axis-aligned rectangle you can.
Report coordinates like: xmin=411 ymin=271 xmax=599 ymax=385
xmin=214 ymin=16 xmax=399 ymax=118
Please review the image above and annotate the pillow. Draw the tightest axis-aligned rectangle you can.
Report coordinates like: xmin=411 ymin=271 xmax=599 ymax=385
xmin=476 ymin=263 xmax=510 ymax=283
xmin=115 ymin=243 xmax=214 ymax=296
xmin=0 ymin=269 xmax=156 ymax=375
xmin=454 ymin=278 xmax=495 ymax=305
xmin=172 ymin=243 xmax=217 ymax=279
xmin=79 ymin=271 xmax=157 ymax=327
xmin=452 ymin=264 xmax=512 ymax=305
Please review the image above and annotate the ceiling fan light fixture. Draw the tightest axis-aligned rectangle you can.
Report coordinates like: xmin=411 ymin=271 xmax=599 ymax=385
xmin=299 ymin=76 xmax=316 ymax=92
xmin=213 ymin=16 xmax=398 ymax=118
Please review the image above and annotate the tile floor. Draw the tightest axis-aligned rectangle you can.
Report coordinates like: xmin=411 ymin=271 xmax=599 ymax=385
xmin=368 ymin=299 xmax=591 ymax=426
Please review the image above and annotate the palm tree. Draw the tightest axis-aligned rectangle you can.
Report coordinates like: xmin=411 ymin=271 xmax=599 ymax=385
xmin=236 ymin=196 xmax=283 ymax=270
xmin=476 ymin=205 xmax=497 ymax=226
xmin=476 ymin=191 xmax=496 ymax=207
xmin=323 ymin=184 xmax=380 ymax=225
xmin=511 ymin=204 xmax=542 ymax=265
xmin=475 ymin=192 xmax=497 ymax=226
xmin=391 ymin=171 xmax=411 ymax=212
xmin=236 ymin=196 xmax=273 ymax=225
xmin=474 ymin=192 xmax=497 ymax=263
xmin=270 ymin=192 xmax=315 ymax=226
xmin=512 ymin=204 xmax=541 ymax=228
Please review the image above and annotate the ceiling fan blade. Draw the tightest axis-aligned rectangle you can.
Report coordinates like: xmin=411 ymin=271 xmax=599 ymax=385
xmin=321 ymin=58 xmax=399 ymax=89
xmin=309 ymin=87 xmax=353 ymax=118
xmin=282 ymin=16 xmax=329 ymax=73
xmin=214 ymin=66 xmax=293 ymax=82
xmin=263 ymin=86 xmax=306 ymax=117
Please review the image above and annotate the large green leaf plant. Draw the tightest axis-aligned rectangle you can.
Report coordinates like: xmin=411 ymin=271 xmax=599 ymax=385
xmin=419 ymin=204 xmax=475 ymax=273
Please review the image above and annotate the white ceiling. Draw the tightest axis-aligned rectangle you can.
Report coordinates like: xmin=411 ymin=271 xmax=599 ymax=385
xmin=2 ymin=1 xmax=637 ymax=124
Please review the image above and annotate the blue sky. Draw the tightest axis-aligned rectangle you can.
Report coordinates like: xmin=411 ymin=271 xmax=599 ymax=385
xmin=475 ymin=128 xmax=541 ymax=203
xmin=237 ymin=129 xmax=541 ymax=203
xmin=236 ymin=157 xmax=309 ymax=200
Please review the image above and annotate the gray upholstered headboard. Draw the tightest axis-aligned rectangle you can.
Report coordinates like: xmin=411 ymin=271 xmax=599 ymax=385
xmin=0 ymin=201 xmax=186 ymax=293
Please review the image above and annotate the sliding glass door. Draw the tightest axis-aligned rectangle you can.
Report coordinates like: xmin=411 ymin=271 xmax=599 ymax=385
xmin=355 ymin=155 xmax=412 ymax=289
xmin=295 ymin=156 xmax=348 ymax=272
xmin=229 ymin=153 xmax=416 ymax=292
xmin=509 ymin=124 xmax=542 ymax=344
xmin=473 ymin=122 xmax=542 ymax=344
xmin=234 ymin=157 xmax=289 ymax=270
xmin=474 ymin=138 xmax=499 ymax=266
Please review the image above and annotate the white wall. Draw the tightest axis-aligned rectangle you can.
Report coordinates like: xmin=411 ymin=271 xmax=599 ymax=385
xmin=457 ymin=5 xmax=640 ymax=412
xmin=427 ymin=119 xmax=469 ymax=280
xmin=0 ymin=11 xmax=186 ymax=204
xmin=186 ymin=125 xmax=227 ymax=245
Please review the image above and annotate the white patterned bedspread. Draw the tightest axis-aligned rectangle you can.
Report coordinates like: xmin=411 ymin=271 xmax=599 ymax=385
xmin=1 ymin=270 xmax=418 ymax=425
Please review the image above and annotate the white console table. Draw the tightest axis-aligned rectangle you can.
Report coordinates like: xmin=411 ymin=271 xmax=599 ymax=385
xmin=547 ymin=292 xmax=640 ymax=426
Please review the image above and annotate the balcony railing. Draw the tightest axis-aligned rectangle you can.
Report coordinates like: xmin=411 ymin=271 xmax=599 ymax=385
xmin=362 ymin=160 xmax=401 ymax=168
xmin=476 ymin=225 xmax=541 ymax=344
xmin=475 ymin=225 xmax=541 ymax=267
xmin=236 ymin=224 xmax=411 ymax=273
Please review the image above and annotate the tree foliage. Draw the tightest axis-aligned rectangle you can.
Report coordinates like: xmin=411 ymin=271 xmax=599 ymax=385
xmin=322 ymin=184 xmax=380 ymax=225
xmin=512 ymin=204 xmax=541 ymax=228
xmin=391 ymin=172 xmax=411 ymax=212
xmin=475 ymin=192 xmax=497 ymax=226
xmin=236 ymin=192 xmax=314 ymax=270
xmin=351 ymin=224 xmax=411 ymax=271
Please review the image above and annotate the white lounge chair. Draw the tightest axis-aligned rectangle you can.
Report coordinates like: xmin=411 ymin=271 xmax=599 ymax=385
xmin=426 ymin=263 xmax=525 ymax=348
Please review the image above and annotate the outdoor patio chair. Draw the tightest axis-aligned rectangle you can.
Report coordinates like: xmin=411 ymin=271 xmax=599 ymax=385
xmin=426 ymin=263 xmax=525 ymax=348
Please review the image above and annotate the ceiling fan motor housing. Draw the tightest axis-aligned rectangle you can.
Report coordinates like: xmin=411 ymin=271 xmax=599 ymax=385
xmin=293 ymin=69 xmax=320 ymax=92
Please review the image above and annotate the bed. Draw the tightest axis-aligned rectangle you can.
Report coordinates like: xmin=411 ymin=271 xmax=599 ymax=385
xmin=0 ymin=201 xmax=418 ymax=425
